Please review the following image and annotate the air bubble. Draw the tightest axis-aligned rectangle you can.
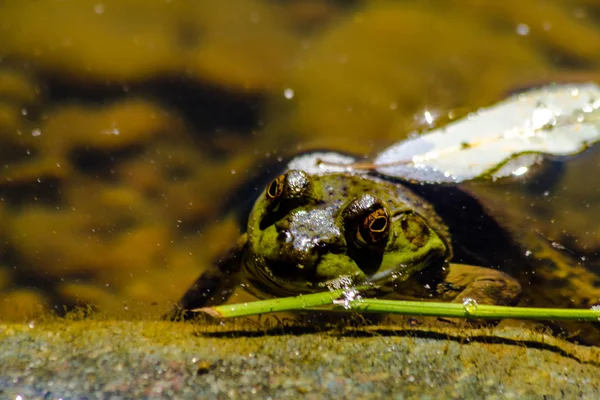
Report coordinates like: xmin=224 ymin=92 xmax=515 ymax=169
xmin=462 ymin=297 xmax=478 ymax=314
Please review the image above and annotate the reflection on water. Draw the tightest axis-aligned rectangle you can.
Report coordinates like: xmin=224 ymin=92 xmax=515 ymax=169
xmin=0 ymin=0 xmax=599 ymax=321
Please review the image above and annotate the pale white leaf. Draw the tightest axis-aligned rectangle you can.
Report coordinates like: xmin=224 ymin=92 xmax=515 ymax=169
xmin=374 ymin=83 xmax=600 ymax=183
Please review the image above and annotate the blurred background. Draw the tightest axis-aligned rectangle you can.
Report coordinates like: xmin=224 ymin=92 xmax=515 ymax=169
xmin=1 ymin=0 xmax=600 ymax=319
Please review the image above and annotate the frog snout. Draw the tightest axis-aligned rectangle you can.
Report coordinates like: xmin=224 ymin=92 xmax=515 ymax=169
xmin=275 ymin=228 xmax=343 ymax=269
xmin=270 ymin=209 xmax=344 ymax=274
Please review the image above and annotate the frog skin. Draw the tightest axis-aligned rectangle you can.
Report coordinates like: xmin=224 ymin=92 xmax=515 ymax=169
xmin=172 ymin=168 xmax=523 ymax=316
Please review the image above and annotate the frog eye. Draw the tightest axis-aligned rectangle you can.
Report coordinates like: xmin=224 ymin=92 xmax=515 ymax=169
xmin=356 ymin=205 xmax=390 ymax=246
xmin=266 ymin=174 xmax=285 ymax=202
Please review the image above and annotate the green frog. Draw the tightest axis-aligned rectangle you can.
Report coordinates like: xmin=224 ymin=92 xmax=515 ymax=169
xmin=173 ymin=151 xmax=600 ymax=337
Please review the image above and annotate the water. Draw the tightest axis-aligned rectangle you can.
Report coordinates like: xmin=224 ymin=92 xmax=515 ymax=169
xmin=0 ymin=0 xmax=599 ymax=322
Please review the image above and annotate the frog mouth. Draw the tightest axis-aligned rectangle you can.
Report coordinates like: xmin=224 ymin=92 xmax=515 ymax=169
xmin=363 ymin=250 xmax=442 ymax=287
xmin=244 ymin=248 xmax=443 ymax=299
xmin=242 ymin=257 xmax=320 ymax=299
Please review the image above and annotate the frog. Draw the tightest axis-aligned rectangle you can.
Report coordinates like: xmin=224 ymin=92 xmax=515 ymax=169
xmin=170 ymin=147 xmax=600 ymax=343
xmin=172 ymin=154 xmax=532 ymax=317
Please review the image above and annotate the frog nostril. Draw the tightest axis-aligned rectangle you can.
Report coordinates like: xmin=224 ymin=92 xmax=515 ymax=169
xmin=313 ymin=240 xmax=345 ymax=255
xmin=277 ymin=230 xmax=294 ymax=243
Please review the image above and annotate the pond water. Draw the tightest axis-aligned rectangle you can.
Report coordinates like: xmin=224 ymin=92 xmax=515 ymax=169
xmin=0 ymin=0 xmax=599 ymax=331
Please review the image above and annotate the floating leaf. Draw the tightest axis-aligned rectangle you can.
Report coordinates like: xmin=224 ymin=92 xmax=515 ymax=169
xmin=375 ymin=83 xmax=600 ymax=183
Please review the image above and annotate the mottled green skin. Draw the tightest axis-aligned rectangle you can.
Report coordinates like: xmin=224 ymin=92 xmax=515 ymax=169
xmin=242 ymin=170 xmax=451 ymax=298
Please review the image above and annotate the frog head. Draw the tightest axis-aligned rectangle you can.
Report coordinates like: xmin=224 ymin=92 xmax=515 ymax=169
xmin=243 ymin=170 xmax=450 ymax=297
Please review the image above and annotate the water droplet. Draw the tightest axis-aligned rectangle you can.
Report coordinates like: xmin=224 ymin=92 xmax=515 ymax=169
xmin=591 ymin=305 xmax=600 ymax=321
xmin=283 ymin=88 xmax=294 ymax=99
xmin=390 ymin=272 xmax=403 ymax=281
xmin=515 ymin=23 xmax=530 ymax=36
xmin=462 ymin=297 xmax=478 ymax=314
xmin=423 ymin=110 xmax=434 ymax=125
xmin=531 ymin=102 xmax=557 ymax=130
xmin=512 ymin=166 xmax=528 ymax=176
xmin=103 ymin=127 xmax=119 ymax=135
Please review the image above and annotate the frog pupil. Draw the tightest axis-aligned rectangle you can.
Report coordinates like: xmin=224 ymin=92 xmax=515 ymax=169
xmin=359 ymin=207 xmax=389 ymax=245
xmin=370 ymin=216 xmax=387 ymax=232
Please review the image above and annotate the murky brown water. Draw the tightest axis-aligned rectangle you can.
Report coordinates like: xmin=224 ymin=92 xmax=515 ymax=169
xmin=0 ymin=0 xmax=599 ymax=321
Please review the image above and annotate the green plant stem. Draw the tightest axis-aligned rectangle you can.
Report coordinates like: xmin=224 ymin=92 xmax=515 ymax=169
xmin=349 ymin=299 xmax=600 ymax=321
xmin=197 ymin=292 xmax=600 ymax=322
xmin=195 ymin=290 xmax=345 ymax=318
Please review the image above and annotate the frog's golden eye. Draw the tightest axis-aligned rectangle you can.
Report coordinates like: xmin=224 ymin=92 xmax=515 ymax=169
xmin=266 ymin=174 xmax=285 ymax=202
xmin=357 ymin=206 xmax=390 ymax=246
